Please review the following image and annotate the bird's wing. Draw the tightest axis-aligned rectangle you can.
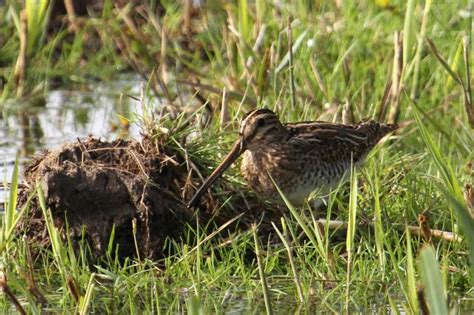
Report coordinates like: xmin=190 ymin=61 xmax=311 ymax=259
xmin=285 ymin=121 xmax=394 ymax=163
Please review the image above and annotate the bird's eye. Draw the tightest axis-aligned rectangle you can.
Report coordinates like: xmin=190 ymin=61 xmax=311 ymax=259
xmin=256 ymin=118 xmax=265 ymax=127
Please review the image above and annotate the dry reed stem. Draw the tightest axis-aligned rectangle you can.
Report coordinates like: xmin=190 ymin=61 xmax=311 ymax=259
xmin=14 ymin=10 xmax=27 ymax=98
xmin=388 ymin=31 xmax=404 ymax=124
xmin=464 ymin=184 xmax=474 ymax=217
xmin=310 ymin=58 xmax=329 ymax=101
xmin=315 ymin=219 xmax=462 ymax=242
xmin=0 ymin=271 xmax=27 ymax=315
xmin=288 ymin=18 xmax=296 ymax=110
xmin=67 ymin=276 xmax=81 ymax=303
xmin=183 ymin=0 xmax=192 ymax=36
xmin=417 ymin=287 xmax=430 ymax=315
xmin=377 ymin=74 xmax=392 ymax=122
xmin=161 ymin=28 xmax=168 ymax=84
xmin=220 ymin=88 xmax=230 ymax=129
xmin=25 ymin=244 xmax=48 ymax=306
xmin=176 ymin=79 xmax=257 ymax=107
xmin=64 ymin=0 xmax=78 ymax=32
xmin=342 ymin=100 xmax=353 ymax=124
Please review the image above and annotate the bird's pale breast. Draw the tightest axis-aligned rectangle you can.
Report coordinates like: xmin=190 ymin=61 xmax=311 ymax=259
xmin=240 ymin=147 xmax=351 ymax=205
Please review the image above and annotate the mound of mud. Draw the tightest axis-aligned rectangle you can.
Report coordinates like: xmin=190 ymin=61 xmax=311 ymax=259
xmin=17 ymin=136 xmax=276 ymax=260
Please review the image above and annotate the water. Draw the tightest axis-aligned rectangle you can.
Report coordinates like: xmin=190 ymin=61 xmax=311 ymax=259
xmin=0 ymin=75 xmax=143 ymax=205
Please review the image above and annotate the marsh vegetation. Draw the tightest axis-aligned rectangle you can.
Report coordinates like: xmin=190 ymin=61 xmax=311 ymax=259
xmin=0 ymin=0 xmax=473 ymax=313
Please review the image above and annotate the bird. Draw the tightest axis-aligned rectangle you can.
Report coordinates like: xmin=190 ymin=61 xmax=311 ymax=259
xmin=188 ymin=108 xmax=397 ymax=208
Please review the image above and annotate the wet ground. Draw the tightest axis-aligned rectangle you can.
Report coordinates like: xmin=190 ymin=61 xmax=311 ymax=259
xmin=0 ymin=75 xmax=143 ymax=204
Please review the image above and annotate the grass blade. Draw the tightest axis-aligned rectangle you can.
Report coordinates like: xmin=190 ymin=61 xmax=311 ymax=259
xmin=270 ymin=175 xmax=333 ymax=276
xmin=186 ymin=295 xmax=203 ymax=315
xmin=5 ymin=157 xmax=19 ymax=233
xmin=0 ymin=187 xmax=37 ymax=254
xmin=345 ymin=163 xmax=358 ymax=311
xmin=272 ymin=220 xmax=304 ymax=303
xmin=25 ymin=0 xmax=51 ymax=53
xmin=373 ymin=168 xmax=385 ymax=268
xmin=79 ymin=273 xmax=96 ymax=315
xmin=402 ymin=0 xmax=416 ymax=68
xmin=426 ymin=37 xmax=464 ymax=87
xmin=346 ymin=164 xmax=357 ymax=257
xmin=405 ymin=228 xmax=418 ymax=313
xmin=444 ymin=38 xmax=463 ymax=90
xmin=38 ymin=182 xmax=68 ymax=279
xmin=462 ymin=35 xmax=473 ymax=128
xmin=252 ymin=223 xmax=273 ymax=315
xmin=0 ymin=157 xmax=33 ymax=254
xmin=413 ymin=107 xmax=463 ymax=200
xmin=419 ymin=246 xmax=448 ymax=315
xmin=275 ymin=30 xmax=307 ymax=73
xmin=238 ymin=0 xmax=250 ymax=42
xmin=410 ymin=0 xmax=432 ymax=98
xmin=438 ymin=185 xmax=474 ymax=283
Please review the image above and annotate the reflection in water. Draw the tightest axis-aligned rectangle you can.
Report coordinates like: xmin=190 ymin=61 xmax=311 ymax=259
xmin=0 ymin=76 xmax=142 ymax=203
xmin=19 ymin=112 xmax=33 ymax=157
xmin=30 ymin=114 xmax=45 ymax=148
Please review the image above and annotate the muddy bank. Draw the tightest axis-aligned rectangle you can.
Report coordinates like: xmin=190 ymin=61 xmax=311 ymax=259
xmin=17 ymin=136 xmax=277 ymax=260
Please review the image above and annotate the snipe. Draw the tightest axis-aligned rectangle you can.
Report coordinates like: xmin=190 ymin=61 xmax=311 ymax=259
xmin=188 ymin=109 xmax=397 ymax=207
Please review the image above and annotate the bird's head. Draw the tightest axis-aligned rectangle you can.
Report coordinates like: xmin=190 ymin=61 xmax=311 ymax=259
xmin=238 ymin=108 xmax=285 ymax=150
xmin=187 ymin=108 xmax=284 ymax=208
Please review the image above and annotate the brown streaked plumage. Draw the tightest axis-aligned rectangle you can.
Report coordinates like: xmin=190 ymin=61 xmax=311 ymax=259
xmin=188 ymin=109 xmax=397 ymax=207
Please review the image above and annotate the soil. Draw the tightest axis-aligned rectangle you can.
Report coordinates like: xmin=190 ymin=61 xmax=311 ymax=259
xmin=17 ymin=135 xmax=278 ymax=260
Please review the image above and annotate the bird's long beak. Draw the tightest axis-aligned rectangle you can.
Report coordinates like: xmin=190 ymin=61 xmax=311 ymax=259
xmin=187 ymin=138 xmax=245 ymax=208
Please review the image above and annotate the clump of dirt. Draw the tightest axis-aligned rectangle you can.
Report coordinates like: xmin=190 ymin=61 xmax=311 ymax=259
xmin=17 ymin=135 xmax=277 ymax=260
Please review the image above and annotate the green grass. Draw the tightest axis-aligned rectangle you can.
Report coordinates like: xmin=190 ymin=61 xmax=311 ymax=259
xmin=1 ymin=0 xmax=474 ymax=313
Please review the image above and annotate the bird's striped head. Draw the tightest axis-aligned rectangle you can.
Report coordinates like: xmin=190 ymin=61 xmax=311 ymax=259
xmin=239 ymin=109 xmax=285 ymax=149
xmin=187 ymin=108 xmax=284 ymax=208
